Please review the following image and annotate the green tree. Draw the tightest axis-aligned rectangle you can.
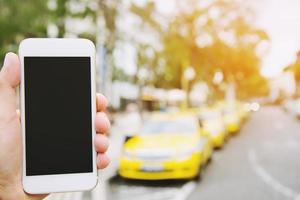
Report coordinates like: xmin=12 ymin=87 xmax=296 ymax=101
xmin=96 ymin=0 xmax=120 ymax=95
xmin=49 ymin=0 xmax=98 ymax=41
xmin=0 ymin=0 xmax=49 ymax=66
xmin=284 ymin=51 xmax=300 ymax=96
xmin=130 ymin=0 xmax=269 ymax=100
xmin=52 ymin=0 xmax=67 ymax=38
xmin=0 ymin=0 xmax=100 ymax=68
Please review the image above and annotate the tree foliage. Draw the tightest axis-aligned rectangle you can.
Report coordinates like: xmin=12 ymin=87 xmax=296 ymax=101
xmin=286 ymin=52 xmax=300 ymax=85
xmin=130 ymin=0 xmax=270 ymax=99
xmin=0 ymin=0 xmax=49 ymax=65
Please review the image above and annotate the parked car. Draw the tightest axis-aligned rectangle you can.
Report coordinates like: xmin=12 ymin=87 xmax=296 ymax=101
xmin=198 ymin=108 xmax=227 ymax=148
xmin=119 ymin=112 xmax=213 ymax=180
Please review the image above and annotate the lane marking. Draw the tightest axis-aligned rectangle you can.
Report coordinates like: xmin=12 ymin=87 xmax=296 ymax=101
xmin=173 ymin=181 xmax=197 ymax=200
xmin=248 ymin=149 xmax=300 ymax=200
xmin=109 ymin=180 xmax=196 ymax=200
xmin=112 ymin=183 xmax=192 ymax=200
xmin=46 ymin=192 xmax=83 ymax=200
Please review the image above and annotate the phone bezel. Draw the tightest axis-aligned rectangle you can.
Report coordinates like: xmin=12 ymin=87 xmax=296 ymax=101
xmin=19 ymin=38 xmax=98 ymax=194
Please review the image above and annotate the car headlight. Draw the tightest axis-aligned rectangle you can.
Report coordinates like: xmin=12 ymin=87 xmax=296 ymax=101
xmin=122 ymin=150 xmax=136 ymax=158
xmin=177 ymin=150 xmax=195 ymax=161
xmin=176 ymin=142 xmax=205 ymax=161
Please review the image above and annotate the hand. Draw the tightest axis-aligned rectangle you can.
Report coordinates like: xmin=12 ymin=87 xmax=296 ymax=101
xmin=0 ymin=53 xmax=110 ymax=200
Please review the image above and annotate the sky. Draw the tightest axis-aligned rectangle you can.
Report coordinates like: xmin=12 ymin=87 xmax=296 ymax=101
xmin=253 ymin=0 xmax=300 ymax=78
xmin=119 ymin=0 xmax=300 ymax=78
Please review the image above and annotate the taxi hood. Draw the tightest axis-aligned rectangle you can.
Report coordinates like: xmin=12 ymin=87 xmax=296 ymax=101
xmin=125 ymin=133 xmax=200 ymax=152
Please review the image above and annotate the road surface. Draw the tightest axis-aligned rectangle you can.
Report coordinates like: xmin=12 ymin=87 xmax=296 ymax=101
xmin=109 ymin=106 xmax=300 ymax=200
xmin=188 ymin=106 xmax=300 ymax=200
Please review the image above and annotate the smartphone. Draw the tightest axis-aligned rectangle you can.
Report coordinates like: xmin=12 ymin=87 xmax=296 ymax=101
xmin=19 ymin=38 xmax=97 ymax=194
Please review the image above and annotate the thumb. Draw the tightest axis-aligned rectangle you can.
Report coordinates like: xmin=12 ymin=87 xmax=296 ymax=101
xmin=0 ymin=53 xmax=20 ymax=88
xmin=0 ymin=53 xmax=20 ymax=124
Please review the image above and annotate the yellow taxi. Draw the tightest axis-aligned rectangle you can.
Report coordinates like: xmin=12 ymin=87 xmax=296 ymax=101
xmin=119 ymin=113 xmax=213 ymax=180
xmin=198 ymin=109 xmax=226 ymax=148
xmin=236 ymin=101 xmax=250 ymax=122
xmin=222 ymin=105 xmax=241 ymax=134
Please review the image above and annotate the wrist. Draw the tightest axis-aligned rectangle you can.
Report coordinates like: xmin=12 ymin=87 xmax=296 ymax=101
xmin=0 ymin=180 xmax=47 ymax=200
xmin=0 ymin=183 xmax=26 ymax=200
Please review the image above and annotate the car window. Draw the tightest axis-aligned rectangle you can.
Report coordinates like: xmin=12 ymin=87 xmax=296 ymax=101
xmin=199 ymin=111 xmax=221 ymax=121
xmin=141 ymin=118 xmax=197 ymax=135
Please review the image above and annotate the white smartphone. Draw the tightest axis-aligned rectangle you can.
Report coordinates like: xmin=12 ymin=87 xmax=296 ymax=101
xmin=19 ymin=38 xmax=98 ymax=194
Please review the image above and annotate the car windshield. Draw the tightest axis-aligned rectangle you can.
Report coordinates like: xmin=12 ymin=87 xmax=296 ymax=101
xmin=141 ymin=118 xmax=197 ymax=135
xmin=199 ymin=111 xmax=220 ymax=121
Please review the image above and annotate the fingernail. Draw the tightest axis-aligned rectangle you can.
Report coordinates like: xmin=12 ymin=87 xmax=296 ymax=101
xmin=3 ymin=53 xmax=9 ymax=67
xmin=3 ymin=52 xmax=13 ymax=67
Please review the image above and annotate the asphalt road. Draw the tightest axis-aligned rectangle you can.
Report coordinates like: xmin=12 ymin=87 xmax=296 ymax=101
xmin=109 ymin=106 xmax=300 ymax=200
xmin=188 ymin=106 xmax=300 ymax=200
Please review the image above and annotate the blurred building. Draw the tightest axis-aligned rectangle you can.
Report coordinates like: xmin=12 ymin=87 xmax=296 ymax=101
xmin=270 ymin=71 xmax=296 ymax=101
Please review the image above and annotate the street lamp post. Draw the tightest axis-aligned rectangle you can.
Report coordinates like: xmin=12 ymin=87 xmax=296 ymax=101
xmin=182 ymin=67 xmax=195 ymax=110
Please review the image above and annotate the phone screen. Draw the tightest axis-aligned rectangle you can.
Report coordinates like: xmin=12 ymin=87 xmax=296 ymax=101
xmin=24 ymin=57 xmax=93 ymax=176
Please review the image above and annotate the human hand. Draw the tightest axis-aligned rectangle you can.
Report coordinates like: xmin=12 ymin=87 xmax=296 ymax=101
xmin=0 ymin=53 xmax=110 ymax=200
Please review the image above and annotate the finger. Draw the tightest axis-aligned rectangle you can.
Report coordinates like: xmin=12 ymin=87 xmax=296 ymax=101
xmin=0 ymin=52 xmax=20 ymax=88
xmin=94 ymin=134 xmax=109 ymax=153
xmin=96 ymin=153 xmax=110 ymax=169
xmin=95 ymin=112 xmax=110 ymax=134
xmin=96 ymin=93 xmax=107 ymax=112
xmin=0 ymin=53 xmax=20 ymax=124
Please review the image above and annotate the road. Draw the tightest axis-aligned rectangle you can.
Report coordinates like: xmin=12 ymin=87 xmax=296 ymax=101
xmin=109 ymin=106 xmax=300 ymax=200
xmin=188 ymin=106 xmax=300 ymax=200
xmin=47 ymin=106 xmax=300 ymax=200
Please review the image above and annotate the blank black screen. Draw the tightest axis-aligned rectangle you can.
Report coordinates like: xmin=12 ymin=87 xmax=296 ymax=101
xmin=24 ymin=57 xmax=93 ymax=176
